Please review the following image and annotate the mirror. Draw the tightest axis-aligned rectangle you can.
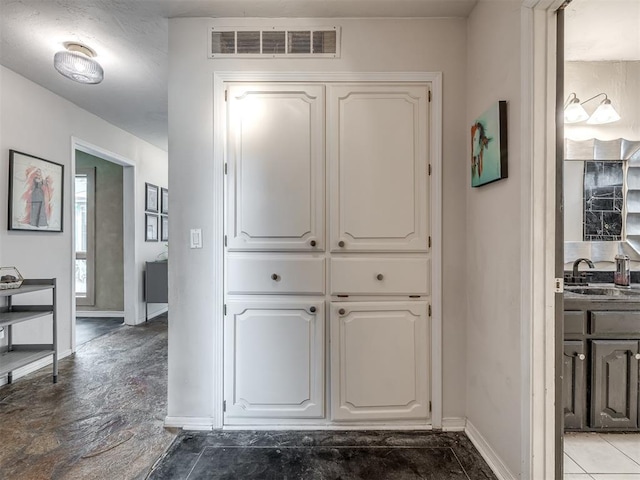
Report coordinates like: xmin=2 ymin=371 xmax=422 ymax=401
xmin=564 ymin=138 xmax=640 ymax=264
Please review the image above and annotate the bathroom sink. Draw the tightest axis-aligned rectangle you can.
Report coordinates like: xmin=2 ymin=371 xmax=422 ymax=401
xmin=565 ymin=286 xmax=640 ymax=296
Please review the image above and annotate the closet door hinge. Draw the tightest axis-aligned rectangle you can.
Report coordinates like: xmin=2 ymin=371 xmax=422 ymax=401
xmin=428 ymin=163 xmax=432 ymax=176
xmin=224 ymin=304 xmax=227 ymax=315
xmin=428 ymin=236 xmax=431 ymax=248
xmin=224 ymin=163 xmax=228 ymax=175
xmin=223 ymin=400 xmax=227 ymax=412
xmin=429 ymin=401 xmax=432 ymax=412
xmin=224 ymin=235 xmax=227 ymax=247
xmin=225 ymin=90 xmax=228 ymax=102
xmin=428 ymin=304 xmax=432 ymax=317
xmin=428 ymin=90 xmax=432 ymax=102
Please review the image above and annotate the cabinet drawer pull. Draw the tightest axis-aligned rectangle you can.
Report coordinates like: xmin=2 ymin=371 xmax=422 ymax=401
xmin=310 ymin=240 xmax=317 ymax=247
xmin=338 ymin=240 xmax=345 ymax=248
xmin=271 ymin=273 xmax=279 ymax=281
xmin=376 ymin=273 xmax=384 ymax=281
xmin=635 ymin=354 xmax=640 ymax=360
xmin=577 ymin=353 xmax=586 ymax=361
xmin=310 ymin=306 xmax=316 ymax=313
xmin=338 ymin=308 xmax=346 ymax=315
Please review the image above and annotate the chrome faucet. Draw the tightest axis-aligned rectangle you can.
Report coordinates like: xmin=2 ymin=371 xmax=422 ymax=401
xmin=572 ymin=258 xmax=595 ymax=279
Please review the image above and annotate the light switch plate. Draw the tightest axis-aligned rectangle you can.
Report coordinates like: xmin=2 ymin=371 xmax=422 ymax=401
xmin=190 ymin=228 xmax=202 ymax=249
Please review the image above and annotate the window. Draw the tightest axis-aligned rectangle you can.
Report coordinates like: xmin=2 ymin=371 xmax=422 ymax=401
xmin=75 ymin=169 xmax=95 ymax=305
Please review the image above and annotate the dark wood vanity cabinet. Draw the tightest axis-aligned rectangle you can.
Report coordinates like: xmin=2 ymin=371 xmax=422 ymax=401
xmin=564 ymin=306 xmax=640 ymax=431
xmin=590 ymin=339 xmax=638 ymax=429
xmin=563 ymin=340 xmax=586 ymax=430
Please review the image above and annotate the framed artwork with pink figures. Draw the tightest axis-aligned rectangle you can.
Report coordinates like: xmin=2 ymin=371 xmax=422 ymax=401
xmin=8 ymin=150 xmax=64 ymax=232
xmin=470 ymin=101 xmax=508 ymax=187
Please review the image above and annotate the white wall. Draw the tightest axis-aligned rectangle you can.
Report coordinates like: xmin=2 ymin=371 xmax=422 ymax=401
xmin=167 ymin=17 xmax=468 ymax=423
xmin=466 ymin=1 xmax=523 ymax=477
xmin=565 ymin=61 xmax=640 ymax=141
xmin=0 ymin=65 xmax=168 ymax=371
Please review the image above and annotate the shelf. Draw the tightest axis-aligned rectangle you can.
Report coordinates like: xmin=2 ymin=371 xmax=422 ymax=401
xmin=0 ymin=346 xmax=55 ymax=377
xmin=0 ymin=283 xmax=54 ymax=297
xmin=0 ymin=278 xmax=57 ymax=384
xmin=0 ymin=308 xmax=54 ymax=328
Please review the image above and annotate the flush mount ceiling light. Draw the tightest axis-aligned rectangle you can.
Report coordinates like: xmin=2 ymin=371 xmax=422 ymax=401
xmin=564 ymin=92 xmax=621 ymax=125
xmin=54 ymin=43 xmax=104 ymax=84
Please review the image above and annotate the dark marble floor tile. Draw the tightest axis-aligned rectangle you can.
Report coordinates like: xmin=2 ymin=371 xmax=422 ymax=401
xmin=187 ymin=446 xmax=468 ymax=480
xmin=149 ymin=431 xmax=498 ymax=480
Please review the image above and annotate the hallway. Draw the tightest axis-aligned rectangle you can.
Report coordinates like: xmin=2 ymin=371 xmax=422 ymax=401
xmin=0 ymin=315 xmax=174 ymax=479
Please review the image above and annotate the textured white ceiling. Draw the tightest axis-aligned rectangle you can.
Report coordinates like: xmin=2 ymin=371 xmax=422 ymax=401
xmin=1 ymin=0 xmax=637 ymax=152
xmin=0 ymin=0 xmax=477 ymax=151
xmin=565 ymin=0 xmax=640 ymax=62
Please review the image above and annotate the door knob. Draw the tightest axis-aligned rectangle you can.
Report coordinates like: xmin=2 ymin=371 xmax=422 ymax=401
xmin=271 ymin=273 xmax=279 ymax=281
xmin=577 ymin=354 xmax=586 ymax=361
xmin=338 ymin=240 xmax=345 ymax=248
xmin=338 ymin=308 xmax=346 ymax=315
xmin=310 ymin=240 xmax=317 ymax=247
xmin=310 ymin=306 xmax=316 ymax=313
xmin=635 ymin=354 xmax=640 ymax=360
xmin=376 ymin=273 xmax=384 ymax=281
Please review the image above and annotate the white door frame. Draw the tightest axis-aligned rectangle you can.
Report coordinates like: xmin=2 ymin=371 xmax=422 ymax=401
xmin=213 ymin=71 xmax=443 ymax=429
xmin=70 ymin=137 xmax=138 ymax=349
xmin=522 ymin=0 xmax=564 ymax=478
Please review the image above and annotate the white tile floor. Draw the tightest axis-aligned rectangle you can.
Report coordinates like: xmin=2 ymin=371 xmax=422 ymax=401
xmin=565 ymin=433 xmax=640 ymax=479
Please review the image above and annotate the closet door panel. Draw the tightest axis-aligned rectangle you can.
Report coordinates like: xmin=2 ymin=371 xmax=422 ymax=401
xmin=227 ymin=84 xmax=325 ymax=251
xmin=330 ymin=301 xmax=430 ymax=421
xmin=328 ymin=85 xmax=429 ymax=252
xmin=224 ymin=300 xmax=325 ymax=419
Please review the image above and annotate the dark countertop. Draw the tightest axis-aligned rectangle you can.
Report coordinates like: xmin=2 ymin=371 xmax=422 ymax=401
xmin=564 ymin=283 xmax=640 ymax=309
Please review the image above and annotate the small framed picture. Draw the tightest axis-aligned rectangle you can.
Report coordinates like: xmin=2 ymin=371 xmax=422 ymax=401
xmin=470 ymin=101 xmax=508 ymax=187
xmin=145 ymin=183 xmax=159 ymax=212
xmin=161 ymin=188 xmax=169 ymax=214
xmin=161 ymin=215 xmax=168 ymax=242
xmin=145 ymin=213 xmax=159 ymax=241
xmin=8 ymin=150 xmax=64 ymax=232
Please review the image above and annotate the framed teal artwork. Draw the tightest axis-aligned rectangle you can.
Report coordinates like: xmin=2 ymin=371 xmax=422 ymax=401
xmin=471 ymin=101 xmax=508 ymax=187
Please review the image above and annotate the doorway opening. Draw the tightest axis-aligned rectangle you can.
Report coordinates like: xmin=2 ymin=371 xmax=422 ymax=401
xmin=71 ymin=139 xmax=138 ymax=350
xmin=560 ymin=1 xmax=640 ymax=477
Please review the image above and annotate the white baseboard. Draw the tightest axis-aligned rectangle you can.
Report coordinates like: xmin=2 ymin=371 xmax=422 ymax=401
xmin=0 ymin=348 xmax=73 ymax=386
xmin=465 ymin=420 xmax=516 ymax=480
xmin=164 ymin=416 xmax=215 ymax=430
xmin=222 ymin=423 xmax=435 ymax=430
xmin=139 ymin=305 xmax=168 ymax=324
xmin=442 ymin=417 xmax=467 ymax=431
xmin=76 ymin=310 xmax=125 ymax=318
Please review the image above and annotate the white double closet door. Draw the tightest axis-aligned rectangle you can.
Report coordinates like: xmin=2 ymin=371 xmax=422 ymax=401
xmin=224 ymin=82 xmax=432 ymax=424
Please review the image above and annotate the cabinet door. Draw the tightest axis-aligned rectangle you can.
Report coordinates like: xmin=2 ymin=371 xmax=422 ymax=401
xmin=563 ymin=341 xmax=586 ymax=430
xmin=328 ymin=85 xmax=429 ymax=252
xmin=590 ymin=340 xmax=639 ymax=429
xmin=226 ymin=84 xmax=325 ymax=251
xmin=330 ymin=301 xmax=429 ymax=421
xmin=224 ymin=300 xmax=324 ymax=419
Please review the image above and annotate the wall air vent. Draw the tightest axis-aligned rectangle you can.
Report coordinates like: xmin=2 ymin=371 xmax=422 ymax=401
xmin=209 ymin=27 xmax=340 ymax=58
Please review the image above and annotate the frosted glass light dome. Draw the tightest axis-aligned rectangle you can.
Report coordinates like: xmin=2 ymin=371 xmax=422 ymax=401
xmin=54 ymin=43 xmax=103 ymax=85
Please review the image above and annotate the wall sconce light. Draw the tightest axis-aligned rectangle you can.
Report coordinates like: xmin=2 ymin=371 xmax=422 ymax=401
xmin=54 ymin=42 xmax=104 ymax=85
xmin=564 ymin=92 xmax=621 ymax=125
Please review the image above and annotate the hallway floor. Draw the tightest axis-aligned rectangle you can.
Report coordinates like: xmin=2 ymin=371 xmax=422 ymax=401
xmin=565 ymin=432 xmax=640 ymax=479
xmin=0 ymin=314 xmax=175 ymax=480
xmin=75 ymin=316 xmax=124 ymax=345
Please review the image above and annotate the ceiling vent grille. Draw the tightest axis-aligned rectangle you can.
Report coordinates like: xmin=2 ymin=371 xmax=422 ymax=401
xmin=209 ymin=27 xmax=340 ymax=58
